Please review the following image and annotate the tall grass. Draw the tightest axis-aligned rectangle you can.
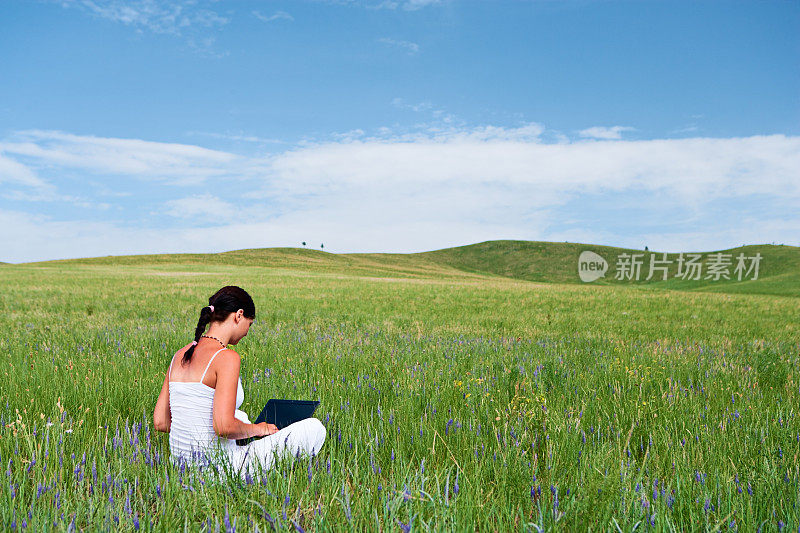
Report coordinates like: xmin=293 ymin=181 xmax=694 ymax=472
xmin=0 ymin=263 xmax=797 ymax=530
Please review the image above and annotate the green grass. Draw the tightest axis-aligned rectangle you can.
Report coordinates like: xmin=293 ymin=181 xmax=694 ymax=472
xmin=20 ymin=240 xmax=800 ymax=297
xmin=0 ymin=244 xmax=797 ymax=531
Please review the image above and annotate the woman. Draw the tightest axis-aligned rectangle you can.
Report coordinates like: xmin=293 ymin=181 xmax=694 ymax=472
xmin=153 ymin=286 xmax=326 ymax=479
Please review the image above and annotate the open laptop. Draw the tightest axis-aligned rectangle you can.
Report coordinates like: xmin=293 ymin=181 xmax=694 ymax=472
xmin=236 ymin=399 xmax=320 ymax=446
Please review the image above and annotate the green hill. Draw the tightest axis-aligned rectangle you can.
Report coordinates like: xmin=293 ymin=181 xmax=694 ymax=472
xmin=17 ymin=240 xmax=799 ymax=297
xmin=417 ymin=240 xmax=800 ymax=297
xmin=23 ymin=247 xmax=486 ymax=281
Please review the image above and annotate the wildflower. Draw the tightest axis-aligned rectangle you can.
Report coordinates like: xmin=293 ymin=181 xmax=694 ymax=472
xmin=224 ymin=506 xmax=234 ymax=533
xmin=551 ymin=485 xmax=559 ymax=518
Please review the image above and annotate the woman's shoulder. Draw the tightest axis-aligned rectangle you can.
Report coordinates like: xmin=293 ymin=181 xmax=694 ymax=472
xmin=211 ymin=348 xmax=241 ymax=379
xmin=205 ymin=346 xmax=241 ymax=367
xmin=217 ymin=347 xmax=241 ymax=364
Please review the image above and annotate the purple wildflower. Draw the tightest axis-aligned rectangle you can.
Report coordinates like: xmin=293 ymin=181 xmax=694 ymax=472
xmin=224 ymin=506 xmax=234 ymax=533
xmin=550 ymin=485 xmax=559 ymax=518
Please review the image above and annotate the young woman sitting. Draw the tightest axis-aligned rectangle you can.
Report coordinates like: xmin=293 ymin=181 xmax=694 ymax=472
xmin=153 ymin=285 xmax=326 ymax=479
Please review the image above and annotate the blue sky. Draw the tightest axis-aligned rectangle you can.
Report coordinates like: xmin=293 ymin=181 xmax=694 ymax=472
xmin=1 ymin=0 xmax=798 ymax=262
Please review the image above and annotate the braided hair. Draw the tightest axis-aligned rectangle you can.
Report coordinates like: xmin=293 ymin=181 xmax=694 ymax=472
xmin=182 ymin=286 xmax=256 ymax=364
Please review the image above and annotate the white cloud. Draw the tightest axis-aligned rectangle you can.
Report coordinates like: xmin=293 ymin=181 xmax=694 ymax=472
xmin=0 ymin=153 xmax=49 ymax=189
xmin=578 ymin=126 xmax=636 ymax=140
xmin=402 ymin=0 xmax=441 ymax=9
xmin=326 ymin=0 xmax=442 ymax=10
xmin=0 ymin=130 xmax=239 ymax=185
xmin=56 ymin=0 xmax=229 ymax=54
xmin=1 ymin=127 xmax=799 ymax=262
xmin=391 ymin=98 xmax=434 ymax=113
xmin=378 ymin=38 xmax=420 ymax=54
xmin=59 ymin=0 xmax=229 ymax=34
xmin=0 ymin=151 xmax=92 ymax=204
xmin=252 ymin=10 xmax=294 ymax=23
xmin=263 ymin=130 xmax=799 ymax=200
xmin=187 ymin=131 xmax=287 ymax=145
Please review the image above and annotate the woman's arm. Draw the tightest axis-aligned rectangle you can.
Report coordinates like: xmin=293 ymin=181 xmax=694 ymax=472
xmin=153 ymin=361 xmax=172 ymax=433
xmin=212 ymin=350 xmax=274 ymax=439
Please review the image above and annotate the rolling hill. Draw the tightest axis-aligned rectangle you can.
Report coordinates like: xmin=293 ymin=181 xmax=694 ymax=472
xmin=9 ymin=240 xmax=799 ymax=297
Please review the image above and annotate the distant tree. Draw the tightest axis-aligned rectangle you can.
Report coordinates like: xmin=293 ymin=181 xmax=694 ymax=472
xmin=645 ymin=246 xmax=649 ymax=251
xmin=321 ymin=243 xmax=324 ymax=250
xmin=302 ymin=242 xmax=306 ymax=247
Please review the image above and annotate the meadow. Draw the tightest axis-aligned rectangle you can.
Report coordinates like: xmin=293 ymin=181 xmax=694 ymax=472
xmin=0 ymin=247 xmax=798 ymax=531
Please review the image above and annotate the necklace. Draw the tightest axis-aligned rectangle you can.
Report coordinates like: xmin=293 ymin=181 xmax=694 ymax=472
xmin=201 ymin=334 xmax=227 ymax=348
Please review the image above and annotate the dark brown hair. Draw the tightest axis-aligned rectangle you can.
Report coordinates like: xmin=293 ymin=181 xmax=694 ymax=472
xmin=182 ymin=286 xmax=256 ymax=364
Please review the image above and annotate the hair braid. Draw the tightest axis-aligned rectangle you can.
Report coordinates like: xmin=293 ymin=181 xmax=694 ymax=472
xmin=182 ymin=305 xmax=215 ymax=364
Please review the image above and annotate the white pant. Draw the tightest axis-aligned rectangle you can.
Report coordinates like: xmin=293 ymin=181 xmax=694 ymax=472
xmin=229 ymin=418 xmax=327 ymax=479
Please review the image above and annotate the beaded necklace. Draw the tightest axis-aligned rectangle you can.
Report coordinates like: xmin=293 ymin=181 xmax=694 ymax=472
xmin=201 ymin=334 xmax=227 ymax=348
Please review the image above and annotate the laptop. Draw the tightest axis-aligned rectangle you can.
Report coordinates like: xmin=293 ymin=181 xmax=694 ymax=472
xmin=236 ymin=399 xmax=320 ymax=446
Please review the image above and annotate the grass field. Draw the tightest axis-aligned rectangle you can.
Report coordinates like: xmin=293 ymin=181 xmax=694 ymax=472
xmin=1 ymin=242 xmax=798 ymax=531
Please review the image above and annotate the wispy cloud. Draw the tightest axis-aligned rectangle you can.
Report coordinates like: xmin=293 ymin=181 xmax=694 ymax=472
xmin=0 ymin=130 xmax=238 ymax=185
xmin=578 ymin=126 xmax=636 ymax=140
xmin=1 ymin=127 xmax=798 ymax=261
xmin=59 ymin=0 xmax=229 ymax=34
xmin=187 ymin=131 xmax=287 ymax=145
xmin=252 ymin=10 xmax=294 ymax=23
xmin=391 ymin=98 xmax=433 ymax=113
xmin=0 ymin=152 xmax=49 ymax=189
xmin=401 ymin=0 xmax=442 ymax=10
xmin=378 ymin=37 xmax=420 ymax=54
xmin=57 ymin=0 xmax=229 ymax=54
xmin=320 ymin=0 xmax=442 ymax=10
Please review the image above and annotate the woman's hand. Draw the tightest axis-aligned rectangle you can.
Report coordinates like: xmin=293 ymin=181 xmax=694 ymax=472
xmin=257 ymin=422 xmax=279 ymax=437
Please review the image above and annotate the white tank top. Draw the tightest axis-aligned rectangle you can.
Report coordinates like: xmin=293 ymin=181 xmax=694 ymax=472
xmin=167 ymin=347 xmax=246 ymax=467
